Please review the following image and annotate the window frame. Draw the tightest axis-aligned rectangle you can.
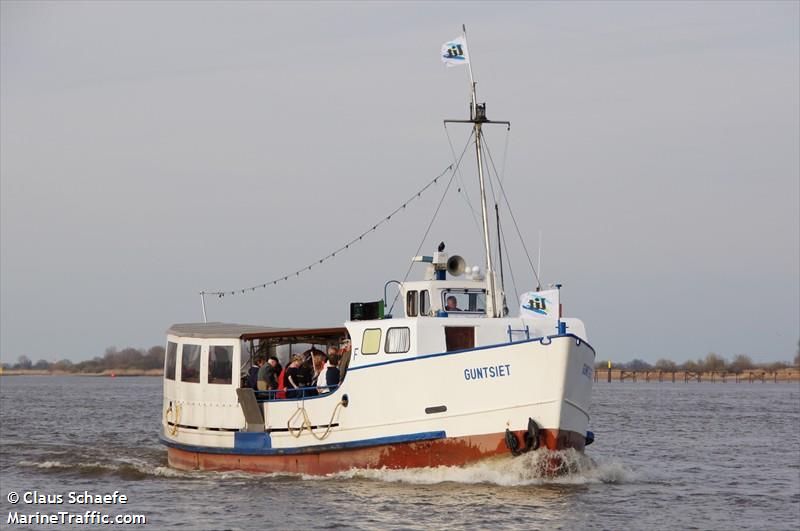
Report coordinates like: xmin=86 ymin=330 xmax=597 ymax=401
xmin=180 ymin=343 xmax=202 ymax=384
xmin=207 ymin=344 xmax=233 ymax=385
xmin=441 ymin=288 xmax=487 ymax=314
xmin=406 ymin=290 xmax=418 ymax=317
xmin=165 ymin=341 xmax=177 ymax=380
xmin=384 ymin=327 xmax=411 ymax=354
xmin=420 ymin=290 xmax=430 ymax=316
xmin=361 ymin=328 xmax=382 ymax=355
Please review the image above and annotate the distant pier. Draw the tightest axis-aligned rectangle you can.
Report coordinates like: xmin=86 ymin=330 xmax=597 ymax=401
xmin=594 ymin=368 xmax=800 ymax=383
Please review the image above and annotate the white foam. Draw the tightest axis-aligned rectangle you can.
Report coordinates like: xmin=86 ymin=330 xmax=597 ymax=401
xmin=19 ymin=451 xmax=635 ymax=486
xmin=309 ymin=450 xmax=636 ymax=487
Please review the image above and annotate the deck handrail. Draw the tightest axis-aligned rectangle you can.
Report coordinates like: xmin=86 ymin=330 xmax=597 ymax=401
xmin=253 ymin=385 xmax=337 ymax=402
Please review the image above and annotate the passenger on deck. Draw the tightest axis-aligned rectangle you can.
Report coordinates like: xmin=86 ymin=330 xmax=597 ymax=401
xmin=301 ymin=351 xmax=319 ymax=397
xmin=311 ymin=352 xmax=327 ymax=386
xmin=256 ymin=357 xmax=269 ymax=391
xmin=266 ymin=356 xmax=282 ymax=391
xmin=446 ymin=295 xmax=462 ymax=311
xmin=276 ymin=365 xmax=287 ymax=399
xmin=285 ymin=355 xmax=306 ymax=399
xmin=319 ymin=354 xmax=341 ymax=394
xmin=247 ymin=359 xmax=260 ymax=390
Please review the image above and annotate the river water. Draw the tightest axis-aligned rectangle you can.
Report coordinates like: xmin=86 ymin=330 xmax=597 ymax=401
xmin=1 ymin=376 xmax=798 ymax=529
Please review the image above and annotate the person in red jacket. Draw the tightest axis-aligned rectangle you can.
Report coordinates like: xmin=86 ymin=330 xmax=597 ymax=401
xmin=276 ymin=365 xmax=287 ymax=399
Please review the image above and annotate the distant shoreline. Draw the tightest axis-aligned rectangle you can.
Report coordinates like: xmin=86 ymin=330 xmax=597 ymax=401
xmin=595 ymin=367 xmax=799 ymax=383
xmin=0 ymin=368 xmax=162 ymax=377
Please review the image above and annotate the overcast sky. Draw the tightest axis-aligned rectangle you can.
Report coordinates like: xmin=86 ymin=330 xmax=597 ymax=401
xmin=2 ymin=1 xmax=798 ymax=365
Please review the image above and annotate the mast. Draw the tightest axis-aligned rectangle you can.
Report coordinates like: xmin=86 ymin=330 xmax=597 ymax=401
xmin=473 ymin=108 xmax=497 ymax=317
xmin=463 ymin=27 xmax=497 ymax=317
xmin=445 ymin=26 xmax=509 ymax=318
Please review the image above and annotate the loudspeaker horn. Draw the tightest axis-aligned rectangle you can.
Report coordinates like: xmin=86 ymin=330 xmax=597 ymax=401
xmin=447 ymin=255 xmax=466 ymax=277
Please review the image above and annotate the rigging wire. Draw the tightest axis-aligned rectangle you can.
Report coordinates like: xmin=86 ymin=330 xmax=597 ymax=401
xmin=496 ymin=127 xmax=515 ymax=298
xmin=481 ymin=133 xmax=542 ymax=289
xmin=479 ymin=132 xmax=503 ymax=277
xmin=500 ymin=126 xmax=510 ymax=184
xmin=387 ymin=131 xmax=475 ymax=315
xmin=201 ymin=163 xmax=454 ymax=298
xmin=498 ymin=220 xmax=520 ymax=307
xmin=444 ymin=123 xmax=482 ymax=235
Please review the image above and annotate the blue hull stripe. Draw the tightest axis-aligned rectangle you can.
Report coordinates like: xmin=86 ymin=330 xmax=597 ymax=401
xmin=234 ymin=431 xmax=272 ymax=450
xmin=160 ymin=430 xmax=447 ymax=456
xmin=349 ymin=333 xmax=594 ymax=373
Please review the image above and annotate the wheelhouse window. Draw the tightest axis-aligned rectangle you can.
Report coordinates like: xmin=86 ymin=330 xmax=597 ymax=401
xmin=442 ymin=289 xmax=486 ymax=314
xmin=165 ymin=341 xmax=177 ymax=380
xmin=385 ymin=327 xmax=410 ymax=354
xmin=181 ymin=344 xmax=201 ymax=383
xmin=208 ymin=345 xmax=233 ymax=385
xmin=420 ymin=290 xmax=430 ymax=316
xmin=361 ymin=329 xmax=382 ymax=355
xmin=406 ymin=290 xmax=418 ymax=317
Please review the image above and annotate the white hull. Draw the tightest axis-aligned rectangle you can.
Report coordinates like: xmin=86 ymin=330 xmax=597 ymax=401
xmin=161 ymin=325 xmax=595 ymax=473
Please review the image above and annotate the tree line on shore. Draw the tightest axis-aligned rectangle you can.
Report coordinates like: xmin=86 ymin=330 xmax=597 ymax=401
xmin=2 ymin=347 xmax=798 ymax=374
xmin=596 ymin=351 xmax=800 ymax=373
xmin=2 ymin=346 xmax=165 ymax=373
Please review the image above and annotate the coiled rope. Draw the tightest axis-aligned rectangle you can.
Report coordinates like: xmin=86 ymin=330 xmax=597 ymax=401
xmin=286 ymin=400 xmax=346 ymax=441
xmin=165 ymin=403 xmax=181 ymax=436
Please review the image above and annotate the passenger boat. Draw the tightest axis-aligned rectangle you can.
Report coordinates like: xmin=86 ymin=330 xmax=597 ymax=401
xmin=160 ymin=32 xmax=596 ymax=475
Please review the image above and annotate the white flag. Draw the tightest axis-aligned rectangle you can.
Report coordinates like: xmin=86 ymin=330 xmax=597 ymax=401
xmin=519 ymin=289 xmax=560 ymax=319
xmin=441 ymin=36 xmax=469 ymax=67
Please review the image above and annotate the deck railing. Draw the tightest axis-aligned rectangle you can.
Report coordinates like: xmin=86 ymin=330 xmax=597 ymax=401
xmin=254 ymin=385 xmax=337 ymax=402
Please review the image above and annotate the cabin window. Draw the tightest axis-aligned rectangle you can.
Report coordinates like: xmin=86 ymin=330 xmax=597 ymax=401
xmin=181 ymin=344 xmax=202 ymax=383
xmin=208 ymin=345 xmax=233 ymax=385
xmin=445 ymin=327 xmax=475 ymax=352
xmin=165 ymin=341 xmax=177 ymax=380
xmin=420 ymin=290 xmax=430 ymax=316
xmin=406 ymin=291 xmax=418 ymax=317
xmin=361 ymin=328 xmax=382 ymax=355
xmin=442 ymin=289 xmax=486 ymax=313
xmin=385 ymin=327 xmax=410 ymax=354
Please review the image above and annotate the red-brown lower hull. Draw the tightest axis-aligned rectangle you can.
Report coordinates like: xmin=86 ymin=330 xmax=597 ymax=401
xmin=167 ymin=429 xmax=586 ymax=475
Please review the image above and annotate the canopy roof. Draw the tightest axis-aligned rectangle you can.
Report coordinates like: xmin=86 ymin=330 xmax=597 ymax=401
xmin=167 ymin=322 xmax=348 ymax=341
xmin=241 ymin=326 xmax=348 ymax=343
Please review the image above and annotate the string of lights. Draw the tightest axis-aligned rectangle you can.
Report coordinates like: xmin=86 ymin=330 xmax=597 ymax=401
xmin=201 ymin=164 xmax=454 ymax=298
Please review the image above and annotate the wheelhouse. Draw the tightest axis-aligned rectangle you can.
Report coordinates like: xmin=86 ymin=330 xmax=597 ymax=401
xmin=400 ymin=280 xmax=489 ymax=317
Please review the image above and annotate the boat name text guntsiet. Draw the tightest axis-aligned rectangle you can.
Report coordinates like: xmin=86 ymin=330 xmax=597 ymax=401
xmin=463 ymin=364 xmax=512 ymax=381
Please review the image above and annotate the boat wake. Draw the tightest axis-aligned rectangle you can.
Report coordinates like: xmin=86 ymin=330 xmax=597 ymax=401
xmin=18 ymin=458 xmax=190 ymax=480
xmin=321 ymin=450 xmax=634 ymax=487
xmin=18 ymin=450 xmax=633 ymax=486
